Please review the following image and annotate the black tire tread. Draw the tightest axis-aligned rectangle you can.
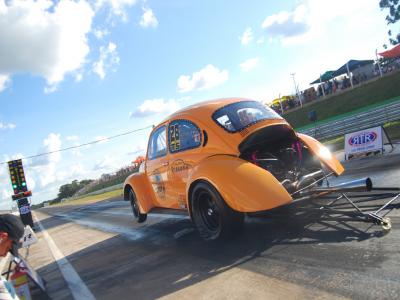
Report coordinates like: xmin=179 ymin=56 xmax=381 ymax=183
xmin=129 ymin=190 xmax=147 ymax=223
xmin=191 ymin=181 xmax=244 ymax=241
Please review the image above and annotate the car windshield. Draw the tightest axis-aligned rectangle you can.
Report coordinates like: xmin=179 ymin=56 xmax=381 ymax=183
xmin=212 ymin=101 xmax=283 ymax=133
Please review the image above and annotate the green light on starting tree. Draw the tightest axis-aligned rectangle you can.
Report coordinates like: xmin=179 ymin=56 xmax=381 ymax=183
xmin=22 ymin=182 xmax=26 ymax=187
xmin=12 ymin=184 xmax=17 ymax=189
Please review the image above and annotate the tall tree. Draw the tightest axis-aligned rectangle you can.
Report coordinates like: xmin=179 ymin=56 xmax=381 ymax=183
xmin=380 ymin=0 xmax=400 ymax=46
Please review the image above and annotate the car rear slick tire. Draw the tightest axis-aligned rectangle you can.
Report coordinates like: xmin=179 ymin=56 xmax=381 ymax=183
xmin=129 ymin=190 xmax=147 ymax=223
xmin=191 ymin=182 xmax=244 ymax=241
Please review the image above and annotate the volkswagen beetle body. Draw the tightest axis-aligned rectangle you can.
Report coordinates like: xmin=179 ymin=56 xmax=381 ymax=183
xmin=124 ymin=98 xmax=344 ymax=240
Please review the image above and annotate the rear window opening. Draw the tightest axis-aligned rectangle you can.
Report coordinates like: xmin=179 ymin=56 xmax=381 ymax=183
xmin=212 ymin=100 xmax=282 ymax=133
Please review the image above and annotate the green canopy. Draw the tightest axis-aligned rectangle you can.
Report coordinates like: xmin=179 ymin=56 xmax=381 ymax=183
xmin=332 ymin=59 xmax=374 ymax=77
xmin=310 ymin=71 xmax=335 ymax=84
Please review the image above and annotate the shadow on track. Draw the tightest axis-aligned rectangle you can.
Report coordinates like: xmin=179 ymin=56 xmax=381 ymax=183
xmin=33 ymin=197 xmax=400 ymax=299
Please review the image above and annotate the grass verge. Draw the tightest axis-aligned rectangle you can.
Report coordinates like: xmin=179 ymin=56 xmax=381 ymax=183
xmin=52 ymin=188 xmax=123 ymax=207
xmin=284 ymin=71 xmax=400 ymax=129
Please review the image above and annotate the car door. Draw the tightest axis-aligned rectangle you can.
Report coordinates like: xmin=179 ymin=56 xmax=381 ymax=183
xmin=145 ymin=125 xmax=171 ymax=207
xmin=167 ymin=119 xmax=204 ymax=209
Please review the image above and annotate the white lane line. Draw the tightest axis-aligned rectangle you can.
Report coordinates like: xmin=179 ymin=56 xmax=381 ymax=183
xmin=34 ymin=213 xmax=95 ymax=300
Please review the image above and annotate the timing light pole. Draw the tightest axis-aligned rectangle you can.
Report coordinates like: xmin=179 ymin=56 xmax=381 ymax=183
xmin=291 ymin=72 xmax=302 ymax=107
xmin=7 ymin=159 xmax=34 ymax=228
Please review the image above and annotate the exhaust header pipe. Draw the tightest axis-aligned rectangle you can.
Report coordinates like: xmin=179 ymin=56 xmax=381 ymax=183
xmin=301 ymin=178 xmax=373 ymax=196
xmin=295 ymin=170 xmax=325 ymax=190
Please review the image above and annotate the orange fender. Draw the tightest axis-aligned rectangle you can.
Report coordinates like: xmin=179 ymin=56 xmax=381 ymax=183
xmin=187 ymin=155 xmax=292 ymax=213
xmin=124 ymin=173 xmax=156 ymax=214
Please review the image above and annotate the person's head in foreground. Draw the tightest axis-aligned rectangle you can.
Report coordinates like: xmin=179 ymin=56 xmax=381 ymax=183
xmin=0 ymin=214 xmax=25 ymax=257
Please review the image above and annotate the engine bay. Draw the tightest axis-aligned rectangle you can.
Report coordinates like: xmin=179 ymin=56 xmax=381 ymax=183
xmin=239 ymin=124 xmax=325 ymax=193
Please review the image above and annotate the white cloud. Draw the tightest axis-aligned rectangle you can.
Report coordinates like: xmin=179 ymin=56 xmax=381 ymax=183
xmin=240 ymin=57 xmax=260 ymax=72
xmin=42 ymin=133 xmax=62 ymax=164
xmin=1 ymin=189 xmax=12 ymax=201
xmin=256 ymin=37 xmax=265 ymax=45
xmin=65 ymin=135 xmax=82 ymax=156
xmin=140 ymin=7 xmax=158 ymax=28
xmin=57 ymin=163 xmax=87 ymax=181
xmin=0 ymin=121 xmax=16 ymax=130
xmin=261 ymin=0 xmax=381 ymax=46
xmin=177 ymin=64 xmax=229 ymax=93
xmin=96 ymin=0 xmax=136 ymax=21
xmin=130 ymin=98 xmax=180 ymax=118
xmin=39 ymin=164 xmax=57 ymax=187
xmin=262 ymin=4 xmax=309 ymax=42
xmin=71 ymin=148 xmax=83 ymax=158
xmin=240 ymin=27 xmax=253 ymax=45
xmin=272 ymin=0 xmax=387 ymax=91
xmin=0 ymin=0 xmax=94 ymax=92
xmin=30 ymin=133 xmax=62 ymax=187
xmin=126 ymin=142 xmax=147 ymax=156
xmin=0 ymin=74 xmax=10 ymax=92
xmin=66 ymin=135 xmax=79 ymax=142
xmin=93 ymin=155 xmax=118 ymax=172
xmin=44 ymin=85 xmax=57 ymax=94
xmin=31 ymin=133 xmax=61 ymax=167
xmin=26 ymin=176 xmax=36 ymax=191
xmin=75 ymin=73 xmax=83 ymax=82
xmin=93 ymin=42 xmax=120 ymax=79
xmin=1 ymin=153 xmax=24 ymax=162
xmin=93 ymin=28 xmax=110 ymax=39
xmin=69 ymin=163 xmax=87 ymax=176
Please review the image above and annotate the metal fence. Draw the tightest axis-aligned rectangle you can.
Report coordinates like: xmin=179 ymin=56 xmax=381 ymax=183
xmin=298 ymin=100 xmax=400 ymax=140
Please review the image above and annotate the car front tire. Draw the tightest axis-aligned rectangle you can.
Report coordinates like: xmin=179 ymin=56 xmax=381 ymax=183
xmin=191 ymin=182 xmax=244 ymax=241
xmin=129 ymin=190 xmax=147 ymax=223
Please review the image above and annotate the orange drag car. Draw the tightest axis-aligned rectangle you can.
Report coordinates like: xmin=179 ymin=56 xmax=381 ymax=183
xmin=124 ymin=98 xmax=344 ymax=240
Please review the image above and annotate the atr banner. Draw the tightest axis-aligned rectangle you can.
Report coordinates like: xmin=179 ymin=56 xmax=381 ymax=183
xmin=344 ymin=126 xmax=390 ymax=160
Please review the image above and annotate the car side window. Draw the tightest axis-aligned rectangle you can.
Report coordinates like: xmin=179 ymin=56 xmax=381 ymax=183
xmin=169 ymin=120 xmax=202 ymax=153
xmin=148 ymin=126 xmax=167 ymax=159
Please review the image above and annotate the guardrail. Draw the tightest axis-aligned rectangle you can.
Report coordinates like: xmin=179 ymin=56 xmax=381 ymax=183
xmin=298 ymin=100 xmax=400 ymax=140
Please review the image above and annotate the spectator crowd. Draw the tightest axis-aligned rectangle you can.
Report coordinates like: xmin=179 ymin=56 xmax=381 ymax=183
xmin=270 ymin=57 xmax=400 ymax=115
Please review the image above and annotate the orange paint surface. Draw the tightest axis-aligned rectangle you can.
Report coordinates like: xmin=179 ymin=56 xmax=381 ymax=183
xmin=124 ymin=98 xmax=344 ymax=214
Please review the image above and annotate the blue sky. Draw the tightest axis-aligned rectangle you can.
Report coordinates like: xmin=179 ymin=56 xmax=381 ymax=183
xmin=0 ymin=0 xmax=391 ymax=208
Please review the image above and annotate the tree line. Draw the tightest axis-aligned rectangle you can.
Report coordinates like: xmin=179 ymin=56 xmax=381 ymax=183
xmin=380 ymin=0 xmax=400 ymax=46
xmin=56 ymin=179 xmax=94 ymax=200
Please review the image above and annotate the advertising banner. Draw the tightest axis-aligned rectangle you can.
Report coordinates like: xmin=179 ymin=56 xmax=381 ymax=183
xmin=344 ymin=126 xmax=389 ymax=160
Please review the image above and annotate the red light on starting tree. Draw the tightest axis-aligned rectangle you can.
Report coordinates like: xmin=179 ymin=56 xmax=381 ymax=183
xmin=23 ymin=191 xmax=32 ymax=197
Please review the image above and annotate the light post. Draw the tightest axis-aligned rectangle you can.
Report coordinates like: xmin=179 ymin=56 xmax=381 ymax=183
xmin=291 ymin=73 xmax=302 ymax=107
xmin=375 ymin=49 xmax=383 ymax=77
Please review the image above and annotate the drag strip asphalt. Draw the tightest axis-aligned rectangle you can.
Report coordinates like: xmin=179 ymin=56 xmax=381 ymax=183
xmin=34 ymin=215 xmax=96 ymax=300
xmin=28 ymin=165 xmax=400 ymax=300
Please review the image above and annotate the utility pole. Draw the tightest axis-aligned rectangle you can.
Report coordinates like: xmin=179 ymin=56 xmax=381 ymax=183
xmin=375 ymin=49 xmax=383 ymax=77
xmin=346 ymin=62 xmax=354 ymax=89
xmin=278 ymin=93 xmax=283 ymax=114
xmin=319 ymin=74 xmax=326 ymax=97
xmin=291 ymin=73 xmax=302 ymax=107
